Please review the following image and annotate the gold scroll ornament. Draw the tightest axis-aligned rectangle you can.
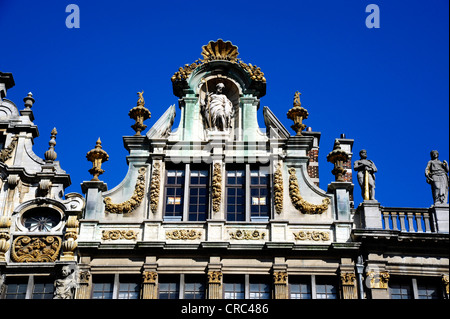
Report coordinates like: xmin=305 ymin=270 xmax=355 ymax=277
xmin=104 ymin=167 xmax=146 ymax=214
xmin=11 ymin=236 xmax=62 ymax=262
xmin=288 ymin=167 xmax=330 ymax=214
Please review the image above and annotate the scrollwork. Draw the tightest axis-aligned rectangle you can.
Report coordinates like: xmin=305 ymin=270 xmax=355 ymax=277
xmin=288 ymin=167 xmax=330 ymax=214
xmin=165 ymin=229 xmax=202 ymax=240
xmin=274 ymin=162 xmax=283 ymax=214
xmin=101 ymin=230 xmax=139 ymax=241
xmin=104 ymin=167 xmax=146 ymax=214
xmin=293 ymin=230 xmax=330 ymax=241
xmin=212 ymin=163 xmax=222 ymax=213
xmin=229 ymin=229 xmax=266 ymax=240
xmin=11 ymin=235 xmax=61 ymax=262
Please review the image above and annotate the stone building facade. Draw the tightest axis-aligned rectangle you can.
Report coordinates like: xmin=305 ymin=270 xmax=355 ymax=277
xmin=0 ymin=41 xmax=448 ymax=300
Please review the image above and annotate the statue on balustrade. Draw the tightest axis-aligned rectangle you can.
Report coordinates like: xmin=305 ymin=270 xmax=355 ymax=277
xmin=425 ymin=150 xmax=449 ymax=205
xmin=353 ymin=149 xmax=377 ymax=201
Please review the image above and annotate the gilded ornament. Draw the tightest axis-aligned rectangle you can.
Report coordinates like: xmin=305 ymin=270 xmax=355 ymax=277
xmin=287 ymin=92 xmax=309 ymax=136
xmin=166 ymin=229 xmax=202 ymax=240
xmin=273 ymin=272 xmax=288 ymax=284
xmin=326 ymin=140 xmax=349 ymax=182
xmin=11 ymin=235 xmax=61 ymax=262
xmin=129 ymin=91 xmax=151 ymax=136
xmin=143 ymin=271 xmax=158 ymax=283
xmin=229 ymin=229 xmax=266 ymax=240
xmin=288 ymin=167 xmax=330 ymax=214
xmin=442 ymin=274 xmax=449 ymax=295
xmin=104 ymin=167 xmax=146 ymax=214
xmin=150 ymin=162 xmax=161 ymax=213
xmin=101 ymin=229 xmax=139 ymax=240
xmin=212 ymin=163 xmax=222 ymax=213
xmin=293 ymin=230 xmax=330 ymax=241
xmin=86 ymin=138 xmax=109 ymax=181
xmin=208 ymin=271 xmax=223 ymax=284
xmin=274 ymin=162 xmax=283 ymax=214
xmin=341 ymin=272 xmax=356 ymax=286
xmin=366 ymin=271 xmax=390 ymax=289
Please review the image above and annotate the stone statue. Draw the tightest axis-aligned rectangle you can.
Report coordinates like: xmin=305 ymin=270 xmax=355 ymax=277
xmin=353 ymin=149 xmax=377 ymax=200
xmin=425 ymin=150 xmax=449 ymax=204
xmin=202 ymin=82 xmax=234 ymax=131
xmin=54 ymin=265 xmax=78 ymax=299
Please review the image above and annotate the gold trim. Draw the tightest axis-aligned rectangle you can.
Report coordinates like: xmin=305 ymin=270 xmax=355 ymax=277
xmin=212 ymin=163 xmax=222 ymax=213
xmin=165 ymin=229 xmax=202 ymax=240
xmin=366 ymin=271 xmax=390 ymax=289
xmin=11 ymin=235 xmax=61 ymax=263
xmin=208 ymin=271 xmax=223 ymax=284
xmin=274 ymin=162 xmax=283 ymax=214
xmin=288 ymin=167 xmax=330 ymax=214
xmin=229 ymin=229 xmax=266 ymax=240
xmin=150 ymin=163 xmax=161 ymax=213
xmin=101 ymin=230 xmax=139 ymax=240
xmin=143 ymin=271 xmax=158 ymax=284
xmin=104 ymin=167 xmax=146 ymax=214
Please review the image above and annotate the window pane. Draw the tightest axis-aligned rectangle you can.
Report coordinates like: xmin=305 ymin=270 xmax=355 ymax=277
xmin=92 ymin=276 xmax=114 ymax=299
xmin=290 ymin=276 xmax=312 ymax=299
xmin=249 ymin=277 xmax=271 ymax=299
xmin=159 ymin=276 xmax=179 ymax=299
xmin=315 ymin=276 xmax=338 ymax=299
xmin=5 ymin=278 xmax=28 ymax=299
xmin=224 ymin=280 xmax=245 ymax=299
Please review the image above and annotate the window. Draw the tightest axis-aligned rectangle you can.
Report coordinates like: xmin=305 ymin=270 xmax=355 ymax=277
xmin=315 ymin=276 xmax=338 ymax=299
xmin=289 ymin=276 xmax=312 ymax=299
xmin=164 ymin=168 xmax=185 ymax=220
xmin=226 ymin=168 xmax=245 ymax=221
xmin=189 ymin=169 xmax=209 ymax=221
xmin=118 ymin=275 xmax=141 ymax=299
xmin=249 ymin=276 xmax=271 ymax=299
xmin=184 ymin=275 xmax=205 ymax=299
xmin=417 ymin=278 xmax=441 ymax=299
xmin=224 ymin=275 xmax=245 ymax=299
xmin=250 ymin=167 xmax=269 ymax=220
xmin=22 ymin=207 xmax=61 ymax=232
xmin=92 ymin=275 xmax=114 ymax=299
xmin=3 ymin=277 xmax=28 ymax=299
xmin=32 ymin=278 xmax=54 ymax=299
xmin=159 ymin=275 xmax=180 ymax=299
xmin=390 ymin=278 xmax=412 ymax=299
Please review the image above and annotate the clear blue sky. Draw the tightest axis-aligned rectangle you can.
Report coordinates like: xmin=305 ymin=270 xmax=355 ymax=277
xmin=1 ymin=0 xmax=448 ymax=208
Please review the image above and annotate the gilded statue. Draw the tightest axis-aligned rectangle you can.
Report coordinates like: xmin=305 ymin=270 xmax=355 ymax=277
xmin=425 ymin=150 xmax=449 ymax=204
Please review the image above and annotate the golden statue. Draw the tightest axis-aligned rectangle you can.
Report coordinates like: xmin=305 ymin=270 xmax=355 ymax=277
xmin=137 ymin=90 xmax=145 ymax=106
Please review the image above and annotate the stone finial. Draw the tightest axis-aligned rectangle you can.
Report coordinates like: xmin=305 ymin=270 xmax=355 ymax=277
xmin=128 ymin=90 xmax=151 ymax=136
xmin=287 ymin=91 xmax=309 ymax=136
xmin=327 ymin=140 xmax=349 ymax=182
xmin=23 ymin=92 xmax=35 ymax=110
xmin=86 ymin=138 xmax=109 ymax=181
xmin=44 ymin=127 xmax=58 ymax=162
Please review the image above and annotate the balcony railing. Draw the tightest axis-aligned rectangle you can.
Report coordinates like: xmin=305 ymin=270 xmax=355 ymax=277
xmin=381 ymin=207 xmax=434 ymax=233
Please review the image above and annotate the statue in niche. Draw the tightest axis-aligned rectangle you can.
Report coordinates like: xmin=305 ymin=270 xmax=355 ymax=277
xmin=425 ymin=150 xmax=449 ymax=204
xmin=201 ymin=82 xmax=234 ymax=131
xmin=353 ymin=149 xmax=377 ymax=201
xmin=54 ymin=265 xmax=78 ymax=299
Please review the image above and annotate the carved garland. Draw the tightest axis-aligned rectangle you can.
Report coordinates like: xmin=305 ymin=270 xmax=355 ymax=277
xmin=212 ymin=163 xmax=222 ymax=213
xmin=229 ymin=229 xmax=266 ymax=240
xmin=166 ymin=229 xmax=202 ymax=240
xmin=11 ymin=235 xmax=62 ymax=262
xmin=293 ymin=230 xmax=330 ymax=241
xmin=288 ymin=167 xmax=330 ymax=214
xmin=274 ymin=162 xmax=283 ymax=214
xmin=150 ymin=163 xmax=161 ymax=213
xmin=102 ymin=230 xmax=139 ymax=240
xmin=104 ymin=167 xmax=146 ymax=214
xmin=0 ymin=136 xmax=18 ymax=163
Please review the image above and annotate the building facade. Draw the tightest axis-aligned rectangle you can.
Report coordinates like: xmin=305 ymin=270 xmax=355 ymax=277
xmin=0 ymin=41 xmax=448 ymax=300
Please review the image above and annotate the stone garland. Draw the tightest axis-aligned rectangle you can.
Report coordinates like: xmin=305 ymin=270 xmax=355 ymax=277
xmin=212 ymin=163 xmax=222 ymax=213
xmin=150 ymin=163 xmax=161 ymax=213
xmin=273 ymin=162 xmax=283 ymax=214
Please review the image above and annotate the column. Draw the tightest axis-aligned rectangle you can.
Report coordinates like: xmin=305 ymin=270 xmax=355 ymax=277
xmin=141 ymin=271 xmax=158 ymax=299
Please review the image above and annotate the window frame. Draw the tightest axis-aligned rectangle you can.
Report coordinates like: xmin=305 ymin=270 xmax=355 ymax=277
xmin=163 ymin=165 xmax=186 ymax=221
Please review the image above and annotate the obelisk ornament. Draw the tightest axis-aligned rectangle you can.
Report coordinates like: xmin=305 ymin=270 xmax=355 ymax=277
xmin=44 ymin=127 xmax=58 ymax=162
xmin=327 ymin=140 xmax=349 ymax=182
xmin=287 ymin=91 xmax=309 ymax=136
xmin=129 ymin=90 xmax=151 ymax=136
xmin=86 ymin=138 xmax=109 ymax=181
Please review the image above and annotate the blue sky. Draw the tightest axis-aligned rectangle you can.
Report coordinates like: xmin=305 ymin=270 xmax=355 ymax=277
xmin=0 ymin=0 xmax=448 ymax=208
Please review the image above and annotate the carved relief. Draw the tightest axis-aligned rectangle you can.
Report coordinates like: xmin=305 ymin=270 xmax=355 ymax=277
xmin=104 ymin=167 xmax=146 ymax=214
xmin=274 ymin=162 xmax=283 ymax=214
xmin=165 ymin=229 xmax=202 ymax=240
xmin=366 ymin=271 xmax=390 ymax=289
xmin=293 ymin=230 xmax=330 ymax=241
xmin=143 ymin=271 xmax=158 ymax=284
xmin=61 ymin=215 xmax=79 ymax=261
xmin=208 ymin=271 xmax=223 ymax=284
xmin=150 ymin=163 xmax=161 ymax=213
xmin=273 ymin=271 xmax=288 ymax=284
xmin=11 ymin=235 xmax=61 ymax=262
xmin=101 ymin=230 xmax=139 ymax=240
xmin=212 ymin=163 xmax=222 ymax=213
xmin=229 ymin=229 xmax=266 ymax=240
xmin=288 ymin=167 xmax=330 ymax=214
xmin=0 ymin=217 xmax=12 ymax=262
xmin=341 ymin=272 xmax=356 ymax=286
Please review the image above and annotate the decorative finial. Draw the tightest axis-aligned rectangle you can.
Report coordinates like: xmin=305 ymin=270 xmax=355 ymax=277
xmin=287 ymin=91 xmax=309 ymax=136
xmin=86 ymin=138 xmax=109 ymax=181
xmin=44 ymin=127 xmax=58 ymax=162
xmin=23 ymin=92 xmax=35 ymax=110
xmin=129 ymin=91 xmax=151 ymax=136
xmin=326 ymin=140 xmax=349 ymax=182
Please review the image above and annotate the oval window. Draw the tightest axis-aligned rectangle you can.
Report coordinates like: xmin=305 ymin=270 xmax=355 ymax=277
xmin=22 ymin=207 xmax=61 ymax=232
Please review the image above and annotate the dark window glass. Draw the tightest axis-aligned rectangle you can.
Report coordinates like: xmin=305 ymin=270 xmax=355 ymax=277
xmin=224 ymin=275 xmax=245 ymax=299
xmin=417 ymin=277 xmax=441 ymax=299
xmin=118 ymin=275 xmax=141 ymax=299
xmin=159 ymin=275 xmax=179 ymax=299
xmin=249 ymin=276 xmax=271 ymax=299
xmin=184 ymin=275 xmax=205 ymax=299
xmin=189 ymin=169 xmax=209 ymax=221
xmin=315 ymin=276 xmax=338 ymax=299
xmin=32 ymin=278 xmax=54 ymax=299
xmin=164 ymin=169 xmax=185 ymax=219
xmin=289 ymin=276 xmax=312 ymax=299
xmin=4 ymin=277 xmax=28 ymax=299
xmin=92 ymin=275 xmax=114 ymax=299
xmin=226 ymin=169 xmax=245 ymax=221
xmin=250 ymin=167 xmax=269 ymax=218
xmin=22 ymin=207 xmax=61 ymax=232
xmin=390 ymin=278 xmax=412 ymax=299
